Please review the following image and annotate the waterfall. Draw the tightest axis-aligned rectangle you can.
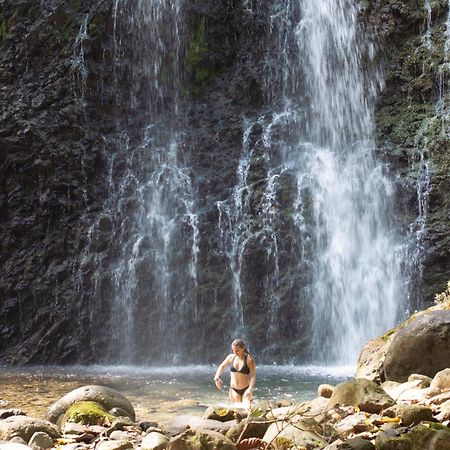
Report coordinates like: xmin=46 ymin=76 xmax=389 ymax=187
xmin=84 ymin=0 xmax=200 ymax=364
xmin=219 ymin=0 xmax=406 ymax=363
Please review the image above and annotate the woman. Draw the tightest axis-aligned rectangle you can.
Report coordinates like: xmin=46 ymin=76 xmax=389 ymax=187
xmin=214 ymin=339 xmax=256 ymax=405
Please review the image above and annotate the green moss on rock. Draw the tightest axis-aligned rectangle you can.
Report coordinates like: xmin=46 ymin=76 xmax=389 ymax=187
xmin=61 ymin=401 xmax=114 ymax=426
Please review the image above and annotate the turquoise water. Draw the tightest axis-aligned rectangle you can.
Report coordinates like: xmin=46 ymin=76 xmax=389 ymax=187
xmin=0 ymin=365 xmax=354 ymax=426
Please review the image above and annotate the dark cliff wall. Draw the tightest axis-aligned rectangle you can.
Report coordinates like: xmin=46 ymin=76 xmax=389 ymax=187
xmin=363 ymin=0 xmax=450 ymax=306
xmin=0 ymin=0 xmax=448 ymax=364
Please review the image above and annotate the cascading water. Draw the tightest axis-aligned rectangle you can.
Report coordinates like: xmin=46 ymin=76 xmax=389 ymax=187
xmin=79 ymin=0 xmax=200 ymax=363
xmin=218 ymin=0 xmax=406 ymax=364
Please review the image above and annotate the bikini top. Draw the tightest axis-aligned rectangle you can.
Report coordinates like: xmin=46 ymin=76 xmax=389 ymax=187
xmin=230 ymin=354 xmax=251 ymax=374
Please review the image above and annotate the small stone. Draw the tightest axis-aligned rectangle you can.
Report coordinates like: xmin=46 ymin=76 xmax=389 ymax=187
xmin=108 ymin=431 xmax=130 ymax=441
xmin=86 ymin=425 xmax=108 ymax=435
xmin=407 ymin=374 xmax=432 ymax=387
xmin=0 ymin=409 xmax=26 ymax=419
xmin=382 ymin=404 xmax=433 ymax=426
xmin=108 ymin=408 xmax=133 ymax=420
xmin=96 ymin=440 xmax=133 ymax=450
xmin=28 ymin=432 xmax=53 ymax=449
xmin=318 ymin=384 xmax=334 ymax=398
xmin=141 ymin=432 xmax=169 ymax=450
xmin=139 ymin=422 xmax=159 ymax=432
xmin=63 ymin=423 xmax=86 ymax=435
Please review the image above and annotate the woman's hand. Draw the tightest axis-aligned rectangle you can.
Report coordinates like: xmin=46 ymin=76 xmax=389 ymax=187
xmin=243 ymin=388 xmax=253 ymax=401
xmin=214 ymin=377 xmax=223 ymax=390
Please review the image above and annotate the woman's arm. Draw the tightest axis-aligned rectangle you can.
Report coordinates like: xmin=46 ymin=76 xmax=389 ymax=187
xmin=214 ymin=354 xmax=232 ymax=390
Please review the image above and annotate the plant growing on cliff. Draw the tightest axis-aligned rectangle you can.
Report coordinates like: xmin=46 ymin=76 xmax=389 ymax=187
xmin=434 ymin=280 xmax=450 ymax=304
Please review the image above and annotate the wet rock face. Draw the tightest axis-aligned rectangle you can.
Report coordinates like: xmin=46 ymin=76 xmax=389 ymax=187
xmin=0 ymin=0 xmax=449 ymax=364
xmin=0 ymin=0 xmax=117 ymax=363
xmin=364 ymin=0 xmax=450 ymax=306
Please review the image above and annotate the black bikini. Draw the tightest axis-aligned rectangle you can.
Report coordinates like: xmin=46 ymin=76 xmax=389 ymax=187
xmin=230 ymin=354 xmax=250 ymax=396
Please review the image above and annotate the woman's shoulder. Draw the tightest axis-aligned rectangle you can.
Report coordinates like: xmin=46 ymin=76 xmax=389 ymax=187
xmin=246 ymin=353 xmax=256 ymax=364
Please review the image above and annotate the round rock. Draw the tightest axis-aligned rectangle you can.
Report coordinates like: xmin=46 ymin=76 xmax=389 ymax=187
xmin=383 ymin=311 xmax=450 ymax=382
xmin=328 ymin=378 xmax=395 ymax=414
xmin=0 ymin=416 xmax=60 ymax=442
xmin=46 ymin=386 xmax=135 ymax=424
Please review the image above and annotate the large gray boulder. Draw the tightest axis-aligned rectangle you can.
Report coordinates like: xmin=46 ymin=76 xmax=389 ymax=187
xmin=357 ymin=304 xmax=450 ymax=383
xmin=0 ymin=416 xmax=60 ymax=442
xmin=328 ymin=379 xmax=394 ymax=414
xmin=46 ymin=386 xmax=135 ymax=424
xmin=167 ymin=428 xmax=236 ymax=450
xmin=383 ymin=311 xmax=450 ymax=382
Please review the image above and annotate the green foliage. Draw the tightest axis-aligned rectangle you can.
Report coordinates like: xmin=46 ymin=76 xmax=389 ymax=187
xmin=0 ymin=13 xmax=7 ymax=48
xmin=435 ymin=280 xmax=450 ymax=304
xmin=184 ymin=16 xmax=215 ymax=95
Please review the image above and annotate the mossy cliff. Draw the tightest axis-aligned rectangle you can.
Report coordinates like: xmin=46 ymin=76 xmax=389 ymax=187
xmin=363 ymin=0 xmax=450 ymax=305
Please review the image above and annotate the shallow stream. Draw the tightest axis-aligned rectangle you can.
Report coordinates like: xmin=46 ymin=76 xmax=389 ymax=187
xmin=0 ymin=365 xmax=353 ymax=427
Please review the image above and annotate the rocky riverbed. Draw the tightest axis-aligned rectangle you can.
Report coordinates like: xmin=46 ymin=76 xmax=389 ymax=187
xmin=2 ymin=293 xmax=450 ymax=450
xmin=1 ymin=369 xmax=450 ymax=450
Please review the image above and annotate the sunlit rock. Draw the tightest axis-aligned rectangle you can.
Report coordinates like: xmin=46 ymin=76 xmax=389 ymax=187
xmin=47 ymin=386 xmax=135 ymax=424
xmin=141 ymin=432 xmax=169 ymax=450
xmin=382 ymin=404 xmax=433 ymax=426
xmin=167 ymin=428 xmax=235 ymax=450
xmin=329 ymin=379 xmax=394 ymax=414
xmin=0 ymin=416 xmax=60 ymax=443
xmin=430 ymin=368 xmax=450 ymax=392
xmin=262 ymin=421 xmax=324 ymax=449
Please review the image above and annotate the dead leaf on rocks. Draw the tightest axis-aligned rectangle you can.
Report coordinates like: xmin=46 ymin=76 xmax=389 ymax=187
xmin=238 ymin=437 xmax=266 ymax=450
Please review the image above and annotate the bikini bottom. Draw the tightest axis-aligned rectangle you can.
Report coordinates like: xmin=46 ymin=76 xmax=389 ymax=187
xmin=230 ymin=386 xmax=249 ymax=396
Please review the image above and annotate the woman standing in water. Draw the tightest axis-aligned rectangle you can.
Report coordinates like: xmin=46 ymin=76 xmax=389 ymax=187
xmin=214 ymin=339 xmax=256 ymax=405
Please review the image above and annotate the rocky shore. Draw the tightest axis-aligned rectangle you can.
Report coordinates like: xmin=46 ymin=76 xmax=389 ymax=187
xmin=1 ymin=289 xmax=450 ymax=450
xmin=1 ymin=369 xmax=450 ymax=450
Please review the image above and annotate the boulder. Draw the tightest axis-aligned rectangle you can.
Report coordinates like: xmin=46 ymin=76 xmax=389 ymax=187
xmin=262 ymin=422 xmax=324 ymax=449
xmin=375 ymin=422 xmax=450 ymax=450
xmin=167 ymin=428 xmax=235 ymax=450
xmin=430 ymin=368 xmax=450 ymax=392
xmin=47 ymin=386 xmax=135 ymax=424
xmin=141 ymin=432 xmax=169 ymax=450
xmin=357 ymin=337 xmax=390 ymax=382
xmin=382 ymin=404 xmax=433 ymax=426
xmin=0 ymin=416 xmax=60 ymax=442
xmin=328 ymin=379 xmax=394 ymax=414
xmin=383 ymin=311 xmax=450 ymax=382
xmin=318 ymin=384 xmax=335 ymax=398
